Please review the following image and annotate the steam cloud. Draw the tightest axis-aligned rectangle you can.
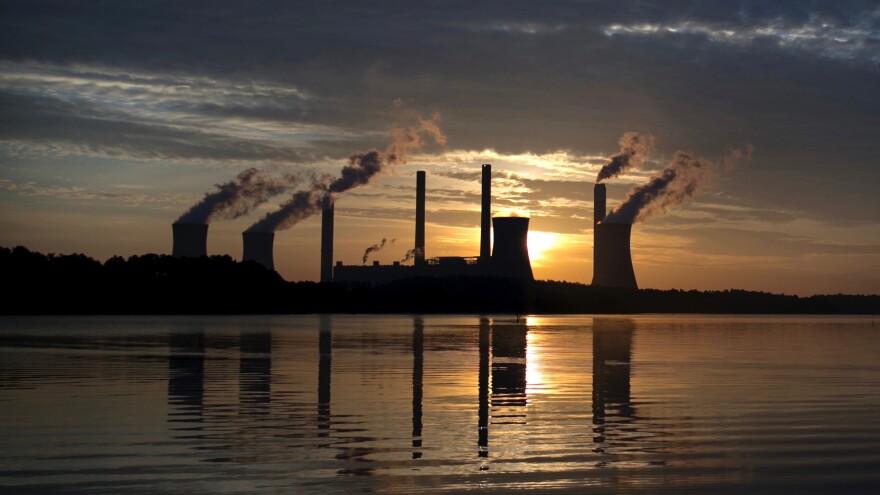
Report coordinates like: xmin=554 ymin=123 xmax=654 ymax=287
xmin=176 ymin=168 xmax=299 ymax=224
xmin=595 ymin=132 xmax=655 ymax=183
xmin=362 ymin=238 xmax=396 ymax=264
xmin=244 ymin=177 xmax=328 ymax=233
xmin=401 ymin=247 xmax=423 ymax=263
xmin=603 ymin=151 xmax=710 ymax=224
xmin=246 ymin=114 xmax=445 ymax=233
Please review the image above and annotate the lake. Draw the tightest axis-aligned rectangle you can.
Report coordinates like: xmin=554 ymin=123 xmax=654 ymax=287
xmin=1 ymin=315 xmax=878 ymax=494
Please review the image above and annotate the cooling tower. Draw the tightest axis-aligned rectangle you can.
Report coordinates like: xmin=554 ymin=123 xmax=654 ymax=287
xmin=320 ymin=196 xmax=334 ymax=282
xmin=242 ymin=231 xmax=275 ymax=270
xmin=172 ymin=223 xmax=208 ymax=258
xmin=491 ymin=217 xmax=533 ymax=280
xmin=415 ymin=171 xmax=426 ymax=266
xmin=480 ymin=164 xmax=491 ymax=263
xmin=592 ymin=223 xmax=638 ymax=289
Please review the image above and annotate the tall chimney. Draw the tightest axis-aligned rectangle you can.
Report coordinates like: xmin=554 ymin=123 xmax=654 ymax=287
xmin=592 ymin=223 xmax=638 ymax=289
xmin=491 ymin=217 xmax=533 ymax=280
xmin=594 ymin=183 xmax=606 ymax=225
xmin=172 ymin=223 xmax=208 ymax=258
xmin=242 ymin=231 xmax=275 ymax=270
xmin=320 ymin=196 xmax=334 ymax=282
xmin=480 ymin=164 xmax=491 ymax=263
xmin=415 ymin=171 xmax=426 ymax=266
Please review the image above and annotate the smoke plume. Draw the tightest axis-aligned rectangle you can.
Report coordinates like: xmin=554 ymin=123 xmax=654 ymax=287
xmin=246 ymin=115 xmax=445 ymax=233
xmin=176 ymin=168 xmax=299 ymax=224
xmin=401 ymin=247 xmax=423 ymax=263
xmin=362 ymin=238 xmax=396 ymax=264
xmin=603 ymin=151 xmax=711 ymax=224
xmin=595 ymin=132 xmax=655 ymax=183
xmin=328 ymin=114 xmax=446 ymax=195
xmin=244 ymin=177 xmax=328 ymax=233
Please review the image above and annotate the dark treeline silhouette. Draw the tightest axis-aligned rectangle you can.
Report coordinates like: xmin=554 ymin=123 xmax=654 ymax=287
xmin=2 ymin=246 xmax=877 ymax=315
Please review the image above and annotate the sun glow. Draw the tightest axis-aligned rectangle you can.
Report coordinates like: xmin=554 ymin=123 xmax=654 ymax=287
xmin=527 ymin=231 xmax=559 ymax=262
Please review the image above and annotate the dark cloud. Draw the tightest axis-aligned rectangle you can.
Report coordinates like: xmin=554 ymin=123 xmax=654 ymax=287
xmin=1 ymin=0 xmax=878 ymax=228
xmin=0 ymin=92 xmax=317 ymax=163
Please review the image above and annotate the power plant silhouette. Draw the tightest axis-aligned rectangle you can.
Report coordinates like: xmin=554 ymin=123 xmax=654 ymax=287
xmin=330 ymin=164 xmax=533 ymax=284
xmin=592 ymin=183 xmax=638 ymax=289
xmin=171 ymin=164 xmax=537 ymax=284
xmin=171 ymin=164 xmax=640 ymax=288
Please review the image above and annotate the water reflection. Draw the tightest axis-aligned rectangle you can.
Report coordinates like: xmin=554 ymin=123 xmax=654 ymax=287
xmin=317 ymin=316 xmax=332 ymax=435
xmin=8 ymin=315 xmax=880 ymax=492
xmin=592 ymin=318 xmax=647 ymax=463
xmin=478 ymin=317 xmax=530 ymax=460
xmin=478 ymin=318 xmax=489 ymax=458
xmin=412 ymin=317 xmax=424 ymax=459
xmin=167 ymin=331 xmax=205 ymax=423
xmin=239 ymin=331 xmax=271 ymax=411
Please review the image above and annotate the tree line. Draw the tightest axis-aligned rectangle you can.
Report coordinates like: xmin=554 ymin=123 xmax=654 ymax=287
xmin=1 ymin=246 xmax=877 ymax=315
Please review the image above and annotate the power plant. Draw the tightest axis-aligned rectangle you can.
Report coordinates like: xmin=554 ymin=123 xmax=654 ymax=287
xmin=592 ymin=183 xmax=638 ymax=289
xmin=171 ymin=163 xmax=645 ymax=288
xmin=331 ymin=164 xmax=534 ymax=284
xmin=242 ymin=231 xmax=275 ymax=271
xmin=320 ymin=196 xmax=334 ymax=282
xmin=172 ymin=223 xmax=208 ymax=258
xmin=169 ymin=164 xmax=537 ymax=283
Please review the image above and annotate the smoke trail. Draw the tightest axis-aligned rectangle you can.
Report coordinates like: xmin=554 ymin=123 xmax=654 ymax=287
xmin=603 ymin=151 xmax=710 ymax=224
xmin=328 ymin=114 xmax=446 ymax=195
xmin=244 ymin=178 xmax=328 ymax=233
xmin=595 ymin=132 xmax=655 ymax=183
xmin=401 ymin=247 xmax=423 ymax=263
xmin=247 ymin=115 xmax=446 ymax=233
xmin=362 ymin=238 xmax=396 ymax=264
xmin=176 ymin=168 xmax=299 ymax=224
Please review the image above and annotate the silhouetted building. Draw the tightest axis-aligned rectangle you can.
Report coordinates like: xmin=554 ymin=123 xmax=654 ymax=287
xmin=172 ymin=223 xmax=208 ymax=258
xmin=321 ymin=197 xmax=334 ymax=282
xmin=480 ymin=164 xmax=492 ymax=264
xmin=415 ymin=171 xmax=426 ymax=267
xmin=592 ymin=184 xmax=637 ymax=289
xmin=491 ymin=217 xmax=533 ymax=280
xmin=242 ymin=231 xmax=275 ymax=270
xmin=332 ymin=166 xmax=535 ymax=285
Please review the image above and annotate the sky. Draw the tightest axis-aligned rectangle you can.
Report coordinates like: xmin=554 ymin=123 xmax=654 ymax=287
xmin=1 ymin=0 xmax=878 ymax=295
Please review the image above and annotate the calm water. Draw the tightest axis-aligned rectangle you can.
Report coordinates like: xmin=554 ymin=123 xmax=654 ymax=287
xmin=1 ymin=315 xmax=878 ymax=494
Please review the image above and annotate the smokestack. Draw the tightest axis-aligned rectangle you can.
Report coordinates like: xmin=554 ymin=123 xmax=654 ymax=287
xmin=320 ymin=196 xmax=334 ymax=282
xmin=242 ymin=231 xmax=275 ymax=271
xmin=480 ymin=164 xmax=491 ymax=263
xmin=592 ymin=223 xmax=638 ymax=289
xmin=415 ymin=171 xmax=426 ymax=266
xmin=594 ymin=183 xmax=606 ymax=225
xmin=172 ymin=223 xmax=208 ymax=258
xmin=491 ymin=217 xmax=533 ymax=280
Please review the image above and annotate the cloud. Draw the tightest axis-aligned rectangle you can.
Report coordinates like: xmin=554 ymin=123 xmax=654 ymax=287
xmin=0 ymin=61 xmax=359 ymax=164
xmin=0 ymin=178 xmax=185 ymax=205
xmin=602 ymin=7 xmax=880 ymax=68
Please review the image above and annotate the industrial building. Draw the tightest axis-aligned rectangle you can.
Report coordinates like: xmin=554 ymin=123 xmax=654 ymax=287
xmin=171 ymin=167 xmax=642 ymax=289
xmin=171 ymin=223 xmax=208 ymax=258
xmin=592 ymin=183 xmax=638 ymax=289
xmin=331 ymin=164 xmax=534 ymax=284
xmin=170 ymin=164 xmax=535 ymax=284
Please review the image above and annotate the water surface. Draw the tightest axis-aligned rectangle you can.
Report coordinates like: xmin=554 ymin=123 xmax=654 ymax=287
xmin=1 ymin=315 xmax=878 ymax=493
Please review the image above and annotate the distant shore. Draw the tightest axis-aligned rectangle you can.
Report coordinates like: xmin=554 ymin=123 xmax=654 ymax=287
xmin=2 ymin=246 xmax=877 ymax=315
